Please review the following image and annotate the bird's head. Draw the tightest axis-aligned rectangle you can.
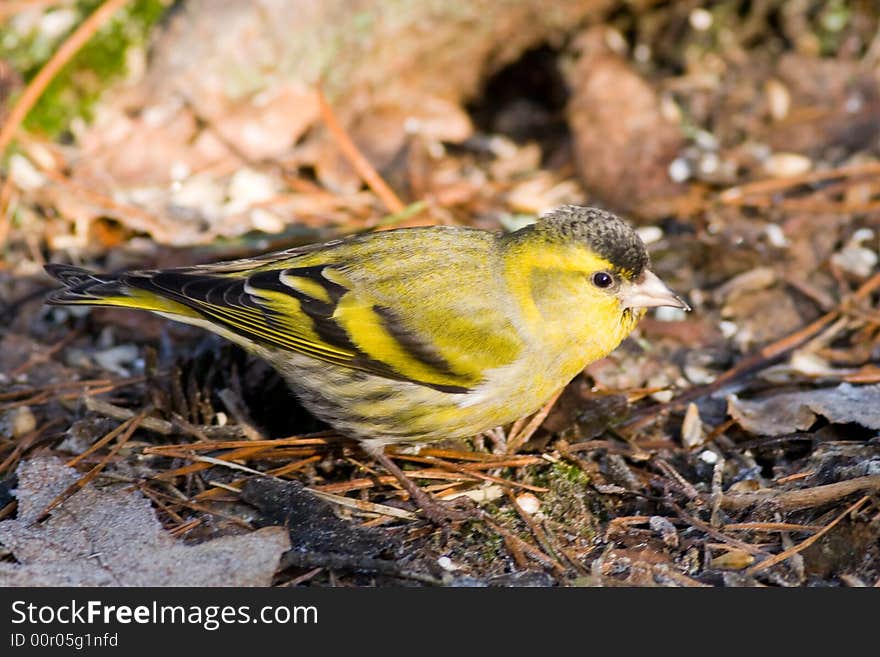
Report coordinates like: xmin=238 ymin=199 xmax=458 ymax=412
xmin=504 ymin=205 xmax=690 ymax=326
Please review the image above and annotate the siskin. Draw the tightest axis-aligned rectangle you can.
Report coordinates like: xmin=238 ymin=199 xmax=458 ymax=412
xmin=45 ymin=205 xmax=688 ymax=520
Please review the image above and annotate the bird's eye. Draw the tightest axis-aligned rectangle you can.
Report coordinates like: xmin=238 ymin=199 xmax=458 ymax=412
xmin=591 ymin=272 xmax=614 ymax=289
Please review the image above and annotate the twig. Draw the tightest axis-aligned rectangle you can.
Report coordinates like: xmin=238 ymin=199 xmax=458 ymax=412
xmin=142 ymin=434 xmax=334 ymax=454
xmin=506 ymin=388 xmax=564 ymax=454
xmin=389 ymin=452 xmax=548 ymax=492
xmin=316 ymin=86 xmax=405 ymax=214
xmin=718 ymin=161 xmax=880 ymax=203
xmin=723 ymin=522 xmax=823 ymax=533
xmin=0 ymin=419 xmax=63 ymax=475
xmin=720 ymin=475 xmax=880 ymax=512
xmin=142 ymin=486 xmax=252 ymax=529
xmin=0 ymin=501 xmax=18 ymax=521
xmin=217 ymin=388 xmax=267 ymax=441
xmin=0 ymin=0 xmax=133 ymax=157
xmin=85 ymin=397 xmax=246 ymax=438
xmin=84 ymin=397 xmax=171 ymax=435
xmin=746 ymin=496 xmax=871 ymax=576
xmin=671 ymin=504 xmax=768 ymax=557
xmin=280 ymin=550 xmax=442 ymax=585
xmin=506 ymin=490 xmax=589 ymax=576
xmin=477 ymin=511 xmax=567 ymax=577
xmin=307 ymin=489 xmax=417 ymax=521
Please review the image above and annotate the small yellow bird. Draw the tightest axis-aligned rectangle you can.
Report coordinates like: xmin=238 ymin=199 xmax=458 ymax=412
xmin=45 ymin=205 xmax=688 ymax=520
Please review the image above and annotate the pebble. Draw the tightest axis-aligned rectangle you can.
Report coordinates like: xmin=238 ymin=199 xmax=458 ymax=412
xmin=699 ymin=450 xmax=719 ymax=465
xmin=765 ymin=79 xmax=791 ymax=121
xmin=689 ymin=8 xmax=713 ymax=31
xmin=668 ymin=157 xmax=692 ymax=183
xmin=515 ymin=492 xmax=541 ymax=515
xmin=763 ymin=152 xmax=812 ymax=178
xmin=10 ymin=406 xmax=37 ymax=438
xmin=764 ymin=223 xmax=790 ymax=248
xmin=681 ymin=403 xmax=705 ymax=449
xmin=437 ymin=556 xmax=458 ymax=572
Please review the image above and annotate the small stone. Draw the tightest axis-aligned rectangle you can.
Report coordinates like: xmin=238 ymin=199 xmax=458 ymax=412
xmin=668 ymin=157 xmax=692 ymax=183
xmin=765 ymin=78 xmax=791 ymax=121
xmin=515 ymin=492 xmax=541 ymax=515
xmin=10 ymin=406 xmax=37 ymax=438
xmin=763 ymin=152 xmax=812 ymax=178
xmin=764 ymin=224 xmax=790 ymax=248
xmin=9 ymin=154 xmax=46 ymax=191
xmin=93 ymin=344 xmax=140 ymax=376
xmin=699 ymin=450 xmax=719 ymax=465
xmin=831 ymin=245 xmax=878 ymax=279
xmin=719 ymin=321 xmax=738 ymax=339
xmin=689 ymin=8 xmax=713 ymax=31
xmin=437 ymin=556 xmax=457 ymax=572
xmin=681 ymin=403 xmax=705 ymax=449
xmin=649 ymin=515 xmax=679 ymax=548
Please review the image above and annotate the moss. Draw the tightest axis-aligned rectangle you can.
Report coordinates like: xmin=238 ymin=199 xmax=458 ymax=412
xmin=0 ymin=0 xmax=167 ymax=138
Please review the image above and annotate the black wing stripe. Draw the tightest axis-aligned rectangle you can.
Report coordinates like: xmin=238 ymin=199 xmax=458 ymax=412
xmin=372 ymin=304 xmax=461 ymax=378
xmin=247 ymin=269 xmax=361 ymax=354
xmin=129 ymin=268 xmax=472 ymax=394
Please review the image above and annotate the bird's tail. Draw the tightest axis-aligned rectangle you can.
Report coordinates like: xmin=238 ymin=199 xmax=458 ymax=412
xmin=44 ymin=264 xmax=191 ymax=315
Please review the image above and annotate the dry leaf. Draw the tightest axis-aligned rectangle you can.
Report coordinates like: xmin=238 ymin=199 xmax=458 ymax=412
xmin=0 ymin=457 xmax=289 ymax=586
xmin=727 ymin=384 xmax=880 ymax=437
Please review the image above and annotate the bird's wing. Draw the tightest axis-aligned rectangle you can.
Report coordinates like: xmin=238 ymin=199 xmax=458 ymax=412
xmin=121 ymin=229 xmax=525 ymax=393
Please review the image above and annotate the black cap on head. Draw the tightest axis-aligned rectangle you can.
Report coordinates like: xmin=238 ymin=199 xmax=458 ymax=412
xmin=535 ymin=205 xmax=650 ymax=278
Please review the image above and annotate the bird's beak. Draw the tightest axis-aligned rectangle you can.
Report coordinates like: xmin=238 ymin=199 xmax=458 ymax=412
xmin=619 ymin=270 xmax=691 ymax=311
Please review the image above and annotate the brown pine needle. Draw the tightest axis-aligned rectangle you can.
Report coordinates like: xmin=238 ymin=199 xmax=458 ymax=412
xmin=746 ymin=496 xmax=871 ymax=576
xmin=0 ymin=419 xmax=63 ymax=475
xmin=388 ymin=453 xmax=548 ymax=492
xmin=0 ymin=174 xmax=14 ymax=249
xmin=723 ymin=522 xmax=823 ymax=533
xmin=34 ymin=409 xmax=146 ymax=523
xmin=0 ymin=501 xmax=18 ymax=521
xmin=506 ymin=387 xmax=564 ymax=454
xmin=142 ymin=487 xmax=252 ymax=529
xmin=0 ymin=0 xmax=133 ymax=157
xmin=719 ymin=161 xmax=880 ymax=203
xmin=721 ymin=475 xmax=880 ymax=512
xmin=151 ymin=445 xmax=269 ymax=480
xmin=478 ymin=511 xmax=567 ymax=577
xmin=143 ymin=435 xmax=335 ymax=453
xmin=316 ymin=86 xmax=405 ymax=215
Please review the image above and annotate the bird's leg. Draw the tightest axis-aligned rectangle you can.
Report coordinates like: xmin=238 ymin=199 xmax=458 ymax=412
xmin=363 ymin=441 xmax=473 ymax=524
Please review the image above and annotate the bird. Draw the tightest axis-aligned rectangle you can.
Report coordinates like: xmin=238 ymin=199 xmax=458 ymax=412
xmin=45 ymin=205 xmax=689 ymax=521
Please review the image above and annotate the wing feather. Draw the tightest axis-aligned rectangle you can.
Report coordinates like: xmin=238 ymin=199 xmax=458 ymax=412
xmin=119 ymin=228 xmax=524 ymax=394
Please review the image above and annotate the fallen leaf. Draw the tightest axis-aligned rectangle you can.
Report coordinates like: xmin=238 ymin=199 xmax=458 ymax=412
xmin=727 ymin=384 xmax=880 ymax=437
xmin=0 ymin=457 xmax=289 ymax=586
xmin=241 ymin=478 xmax=396 ymax=558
